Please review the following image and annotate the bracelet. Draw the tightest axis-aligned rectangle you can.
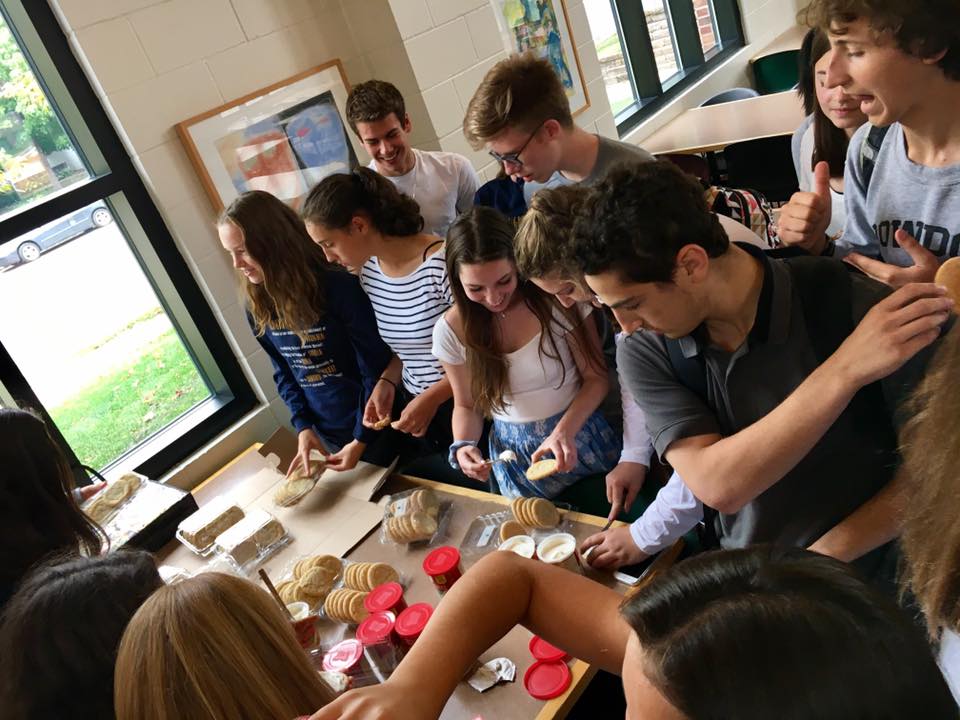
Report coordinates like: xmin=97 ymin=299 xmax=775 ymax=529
xmin=448 ymin=440 xmax=479 ymax=469
xmin=377 ymin=376 xmax=397 ymax=389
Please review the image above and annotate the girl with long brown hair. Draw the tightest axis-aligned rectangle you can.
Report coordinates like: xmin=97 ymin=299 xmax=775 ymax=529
xmin=301 ymin=168 xmax=456 ymax=453
xmin=900 ymin=321 xmax=960 ymax=702
xmin=218 ymin=190 xmax=394 ymax=474
xmin=114 ymin=572 xmax=335 ymax=720
xmin=435 ymin=206 xmax=619 ymax=498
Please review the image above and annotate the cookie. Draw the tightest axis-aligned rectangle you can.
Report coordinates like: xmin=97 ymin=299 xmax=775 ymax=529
xmin=525 ymin=459 xmax=559 ymax=482
xmin=367 ymin=562 xmax=399 ymax=589
xmin=529 ymin=498 xmax=560 ymax=529
xmin=324 ymin=588 xmax=369 ymax=624
xmin=935 ymin=257 xmax=960 ymax=307
xmin=499 ymin=520 xmax=524 ymax=542
xmin=372 ymin=415 xmax=392 ymax=430
xmin=273 ymin=475 xmax=316 ymax=506
xmin=276 ymin=579 xmax=300 ymax=605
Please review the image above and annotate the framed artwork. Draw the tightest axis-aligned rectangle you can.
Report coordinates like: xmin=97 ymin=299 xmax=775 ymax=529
xmin=489 ymin=0 xmax=590 ymax=116
xmin=177 ymin=60 xmax=360 ymax=213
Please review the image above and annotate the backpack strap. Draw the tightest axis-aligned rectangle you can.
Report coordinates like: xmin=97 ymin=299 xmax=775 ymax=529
xmin=859 ymin=125 xmax=890 ymax=194
xmin=664 ymin=337 xmax=707 ymax=402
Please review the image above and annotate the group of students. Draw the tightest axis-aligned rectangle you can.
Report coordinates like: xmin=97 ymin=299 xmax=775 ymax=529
xmin=4 ymin=0 xmax=960 ymax=718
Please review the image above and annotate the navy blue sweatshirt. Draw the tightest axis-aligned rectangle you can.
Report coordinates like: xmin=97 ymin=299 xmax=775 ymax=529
xmin=252 ymin=268 xmax=392 ymax=448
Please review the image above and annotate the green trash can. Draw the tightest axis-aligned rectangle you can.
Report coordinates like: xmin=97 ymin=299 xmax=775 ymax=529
xmin=752 ymin=49 xmax=800 ymax=94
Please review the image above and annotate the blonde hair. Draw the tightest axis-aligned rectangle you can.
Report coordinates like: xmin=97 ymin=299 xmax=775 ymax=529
xmin=463 ymin=53 xmax=573 ymax=150
xmin=515 ymin=185 xmax=588 ymax=282
xmin=900 ymin=321 xmax=960 ymax=634
xmin=114 ymin=572 xmax=333 ymax=720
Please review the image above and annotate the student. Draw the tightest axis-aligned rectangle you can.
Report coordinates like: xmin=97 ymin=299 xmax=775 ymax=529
xmin=791 ymin=28 xmax=868 ymax=240
xmin=777 ymin=0 xmax=960 ymax=287
xmin=463 ymin=53 xmax=654 ymax=203
xmin=900 ymin=323 xmax=960 ymax=702
xmin=346 ymin=80 xmax=479 ymax=238
xmin=435 ymin=206 xmax=619 ymax=499
xmin=301 ymin=169 xmax=455 ymax=450
xmin=0 ymin=551 xmax=163 ymax=720
xmin=114 ymin=572 xmax=334 ymax=720
xmin=218 ymin=191 xmax=394 ymax=474
xmin=571 ymin=161 xmax=952 ymax=578
xmin=310 ymin=547 xmax=957 ymax=720
xmin=515 ymin=186 xmax=702 ymax=566
xmin=0 ymin=407 xmax=107 ymax=609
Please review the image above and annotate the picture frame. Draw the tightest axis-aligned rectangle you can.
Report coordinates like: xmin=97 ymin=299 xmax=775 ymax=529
xmin=176 ymin=60 xmax=361 ymax=213
xmin=489 ymin=0 xmax=590 ymax=116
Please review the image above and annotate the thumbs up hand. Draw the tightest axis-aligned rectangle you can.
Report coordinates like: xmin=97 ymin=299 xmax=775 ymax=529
xmin=777 ymin=161 xmax=834 ymax=254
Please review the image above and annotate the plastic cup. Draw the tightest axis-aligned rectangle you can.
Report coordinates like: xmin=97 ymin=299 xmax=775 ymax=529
xmin=498 ymin=534 xmax=536 ymax=558
xmin=536 ymin=533 xmax=579 ymax=572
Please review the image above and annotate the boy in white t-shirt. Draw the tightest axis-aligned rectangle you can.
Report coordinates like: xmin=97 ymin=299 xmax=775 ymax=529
xmin=345 ymin=80 xmax=479 ymax=238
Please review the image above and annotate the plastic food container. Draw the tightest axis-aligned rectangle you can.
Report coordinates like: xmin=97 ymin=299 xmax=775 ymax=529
xmin=524 ymin=660 xmax=572 ymax=700
xmin=535 ymin=533 xmax=580 ymax=573
xmin=356 ymin=611 xmax=402 ymax=679
xmin=287 ymin=602 xmax=317 ymax=649
xmin=529 ymin=635 xmax=568 ymax=662
xmin=394 ymin=603 xmax=433 ymax=647
xmin=422 ymin=546 xmax=462 ymax=594
xmin=364 ymin=581 xmax=407 ymax=616
xmin=322 ymin=639 xmax=370 ymax=678
xmin=498 ymin=534 xmax=536 ymax=558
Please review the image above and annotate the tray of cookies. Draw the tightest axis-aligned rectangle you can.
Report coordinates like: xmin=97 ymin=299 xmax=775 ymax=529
xmin=176 ymin=496 xmax=246 ymax=556
xmin=213 ymin=508 xmax=290 ymax=572
xmin=380 ymin=488 xmax=451 ymax=546
xmin=82 ymin=472 xmax=145 ymax=526
xmin=275 ymin=554 xmax=345 ymax=612
xmin=272 ymin=451 xmax=327 ymax=507
xmin=459 ymin=498 xmax=573 ymax=558
xmin=323 ymin=560 xmax=401 ymax=625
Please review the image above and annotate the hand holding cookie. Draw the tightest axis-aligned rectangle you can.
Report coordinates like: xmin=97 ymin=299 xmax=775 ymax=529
xmin=532 ymin=426 xmax=577 ymax=473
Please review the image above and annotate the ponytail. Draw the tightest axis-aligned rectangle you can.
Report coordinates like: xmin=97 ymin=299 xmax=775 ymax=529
xmin=302 ymin=167 xmax=424 ymax=236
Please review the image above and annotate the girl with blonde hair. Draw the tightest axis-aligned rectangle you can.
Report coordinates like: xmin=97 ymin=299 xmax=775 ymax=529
xmin=114 ymin=572 xmax=334 ymax=720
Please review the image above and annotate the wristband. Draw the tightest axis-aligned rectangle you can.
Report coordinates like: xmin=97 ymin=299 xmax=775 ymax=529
xmin=377 ymin=376 xmax=397 ymax=389
xmin=448 ymin=440 xmax=479 ymax=469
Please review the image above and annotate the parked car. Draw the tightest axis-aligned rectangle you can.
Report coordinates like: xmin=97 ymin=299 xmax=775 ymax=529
xmin=0 ymin=202 xmax=113 ymax=269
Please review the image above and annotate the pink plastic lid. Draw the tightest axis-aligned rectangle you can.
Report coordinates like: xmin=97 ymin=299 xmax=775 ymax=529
xmin=395 ymin=602 xmax=433 ymax=638
xmin=355 ymin=611 xmax=396 ymax=646
xmin=322 ymin=639 xmax=364 ymax=673
xmin=524 ymin=660 xmax=571 ymax=700
xmin=422 ymin=546 xmax=460 ymax=576
xmin=364 ymin=582 xmax=404 ymax=613
xmin=528 ymin=635 xmax=568 ymax=662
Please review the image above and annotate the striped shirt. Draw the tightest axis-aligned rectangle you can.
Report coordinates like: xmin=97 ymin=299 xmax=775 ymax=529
xmin=359 ymin=249 xmax=452 ymax=395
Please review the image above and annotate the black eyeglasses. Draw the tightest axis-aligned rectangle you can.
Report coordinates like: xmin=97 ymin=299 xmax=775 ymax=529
xmin=487 ymin=121 xmax=545 ymax=167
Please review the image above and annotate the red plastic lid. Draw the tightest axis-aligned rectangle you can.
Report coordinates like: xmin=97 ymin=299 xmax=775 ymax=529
xmin=322 ymin=639 xmax=364 ymax=672
xmin=528 ymin=636 xmax=568 ymax=662
xmin=355 ymin=611 xmax=396 ymax=645
xmin=395 ymin=602 xmax=433 ymax=638
xmin=422 ymin=546 xmax=460 ymax=576
xmin=364 ymin=582 xmax=404 ymax=613
xmin=524 ymin=660 xmax=572 ymax=700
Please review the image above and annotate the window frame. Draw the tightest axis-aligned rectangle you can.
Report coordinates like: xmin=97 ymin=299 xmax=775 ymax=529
xmin=607 ymin=0 xmax=746 ymax=136
xmin=0 ymin=0 xmax=258 ymax=480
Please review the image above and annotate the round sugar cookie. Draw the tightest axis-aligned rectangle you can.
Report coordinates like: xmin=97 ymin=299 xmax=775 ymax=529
xmin=530 ymin=498 xmax=560 ymax=529
xmin=500 ymin=519 xmax=525 ymax=542
xmin=935 ymin=257 xmax=960 ymax=307
xmin=525 ymin=459 xmax=559 ymax=482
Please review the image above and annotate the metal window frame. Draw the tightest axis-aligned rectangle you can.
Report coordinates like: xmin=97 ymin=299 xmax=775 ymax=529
xmin=0 ymin=0 xmax=257 ymax=480
xmin=610 ymin=0 xmax=745 ymax=136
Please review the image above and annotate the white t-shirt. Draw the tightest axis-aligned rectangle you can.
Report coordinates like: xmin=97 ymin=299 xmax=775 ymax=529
xmin=940 ymin=628 xmax=960 ymax=706
xmin=369 ymin=148 xmax=479 ymax=238
xmin=432 ymin=305 xmax=586 ymax=423
xmin=797 ymin=123 xmax=846 ymax=240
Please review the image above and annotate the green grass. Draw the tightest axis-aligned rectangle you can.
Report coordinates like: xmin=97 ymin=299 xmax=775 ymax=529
xmin=50 ymin=328 xmax=209 ymax=470
xmin=596 ymin=33 xmax=623 ymax=59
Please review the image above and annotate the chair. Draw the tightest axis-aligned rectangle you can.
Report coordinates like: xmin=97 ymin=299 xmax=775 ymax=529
xmin=752 ymin=49 xmax=801 ymax=94
xmin=720 ymin=135 xmax=799 ymax=204
xmin=700 ymin=87 xmax=759 ymax=106
xmin=656 ymin=153 xmax=711 ymax=183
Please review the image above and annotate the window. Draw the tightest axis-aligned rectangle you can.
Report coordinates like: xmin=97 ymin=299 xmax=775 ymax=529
xmin=0 ymin=1 xmax=256 ymax=479
xmin=584 ymin=0 xmax=745 ymax=135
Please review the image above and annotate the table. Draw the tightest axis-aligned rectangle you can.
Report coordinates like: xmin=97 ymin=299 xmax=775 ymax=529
xmin=640 ymin=90 xmax=805 ymax=155
xmin=750 ymin=25 xmax=808 ymax=63
xmin=156 ymin=444 xmax=681 ymax=720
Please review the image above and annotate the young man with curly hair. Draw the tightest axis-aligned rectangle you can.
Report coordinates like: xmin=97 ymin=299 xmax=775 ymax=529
xmin=345 ymin=80 xmax=479 ymax=238
xmin=572 ymin=161 xmax=953 ymax=584
xmin=778 ymin=0 xmax=960 ymax=288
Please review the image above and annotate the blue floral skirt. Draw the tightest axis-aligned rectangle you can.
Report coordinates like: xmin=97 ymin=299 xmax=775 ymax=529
xmin=489 ymin=409 xmax=620 ymax=499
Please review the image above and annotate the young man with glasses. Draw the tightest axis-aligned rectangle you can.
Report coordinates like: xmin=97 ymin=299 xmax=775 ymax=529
xmin=463 ymin=53 xmax=654 ymax=203
xmin=346 ymin=80 xmax=479 ymax=238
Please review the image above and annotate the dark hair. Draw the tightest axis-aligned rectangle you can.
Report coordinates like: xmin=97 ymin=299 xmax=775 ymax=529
xmin=446 ymin=206 xmax=598 ymax=417
xmin=301 ymin=168 xmax=424 ymax=238
xmin=0 ymin=408 xmax=106 ymax=608
xmin=219 ymin=190 xmax=330 ymax=340
xmin=345 ymin=79 xmax=407 ymax=134
xmin=0 ymin=551 xmax=163 ymax=720
xmin=797 ymin=28 xmax=854 ymax=177
xmin=514 ymin=184 xmax=588 ymax=281
xmin=573 ymin=161 xmax=729 ymax=284
xmin=802 ymin=0 xmax=960 ymax=81
xmin=622 ymin=546 xmax=956 ymax=719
